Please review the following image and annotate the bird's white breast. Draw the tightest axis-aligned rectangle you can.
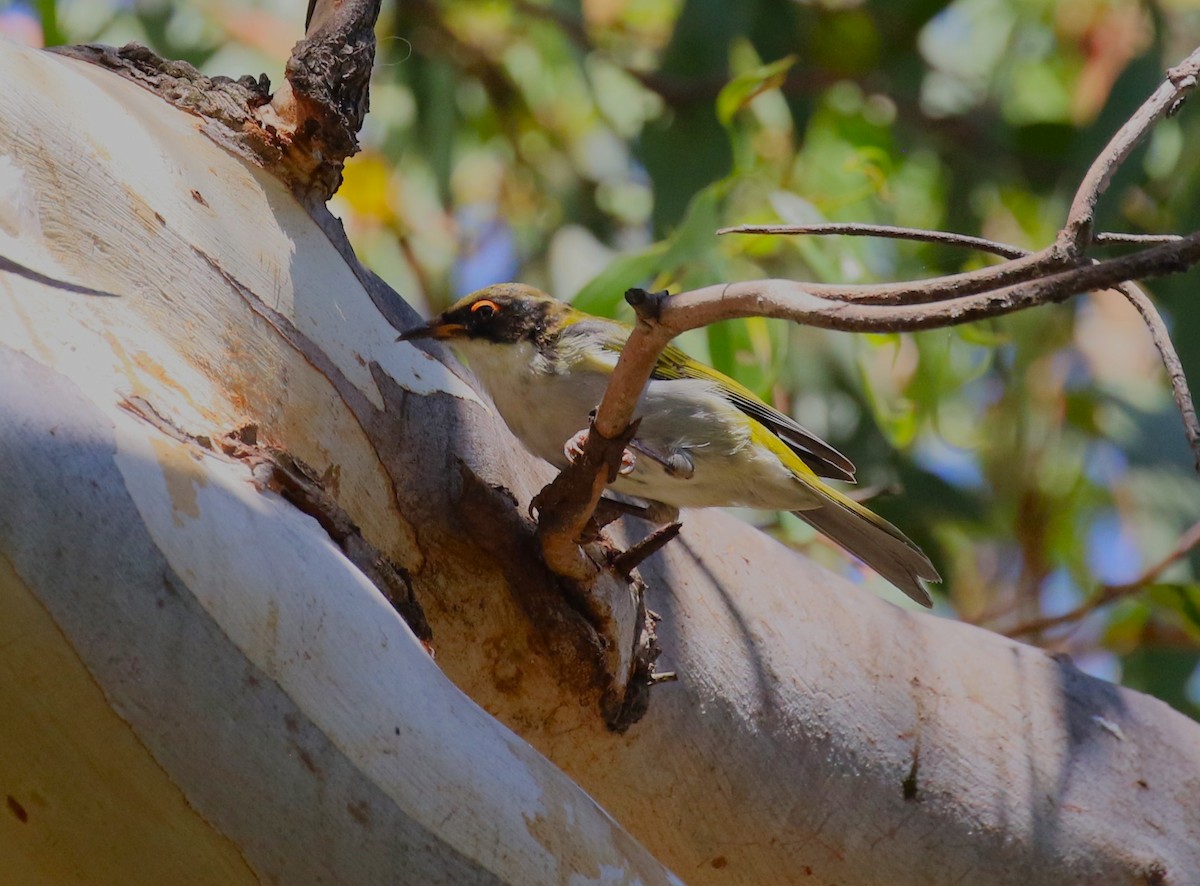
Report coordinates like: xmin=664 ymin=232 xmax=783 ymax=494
xmin=453 ymin=338 xmax=603 ymax=467
xmin=452 ymin=337 xmax=819 ymax=511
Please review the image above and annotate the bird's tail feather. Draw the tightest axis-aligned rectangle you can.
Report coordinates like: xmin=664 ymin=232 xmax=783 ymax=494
xmin=792 ymin=489 xmax=938 ymax=607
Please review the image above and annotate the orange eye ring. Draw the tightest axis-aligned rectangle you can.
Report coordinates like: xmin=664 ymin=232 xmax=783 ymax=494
xmin=471 ymin=299 xmax=499 ymax=319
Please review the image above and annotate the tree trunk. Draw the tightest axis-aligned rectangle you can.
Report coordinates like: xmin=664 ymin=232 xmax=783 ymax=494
xmin=1 ymin=36 xmax=1196 ymax=885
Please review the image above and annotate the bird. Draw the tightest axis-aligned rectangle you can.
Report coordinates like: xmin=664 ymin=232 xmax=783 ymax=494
xmin=397 ymin=283 xmax=939 ymax=606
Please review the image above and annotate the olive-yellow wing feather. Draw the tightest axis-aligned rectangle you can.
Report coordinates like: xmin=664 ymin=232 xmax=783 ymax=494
xmin=584 ymin=320 xmax=855 ymax=481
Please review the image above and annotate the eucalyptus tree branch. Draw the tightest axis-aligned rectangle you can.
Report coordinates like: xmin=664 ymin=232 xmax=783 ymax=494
xmin=720 ymin=231 xmax=1200 ymax=468
xmin=268 ymin=0 xmax=381 ymax=200
xmin=588 ymin=233 xmax=1200 ymax=436
xmin=589 ymin=234 xmax=1200 ymax=464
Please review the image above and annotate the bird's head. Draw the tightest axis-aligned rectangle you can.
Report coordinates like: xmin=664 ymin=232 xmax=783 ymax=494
xmin=396 ymin=284 xmax=572 ymax=346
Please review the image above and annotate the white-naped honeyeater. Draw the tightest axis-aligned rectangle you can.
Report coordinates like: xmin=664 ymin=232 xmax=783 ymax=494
xmin=398 ymin=283 xmax=939 ymax=606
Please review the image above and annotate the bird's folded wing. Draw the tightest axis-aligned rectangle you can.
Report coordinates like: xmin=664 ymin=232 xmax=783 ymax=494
xmin=650 ymin=343 xmax=857 ymax=482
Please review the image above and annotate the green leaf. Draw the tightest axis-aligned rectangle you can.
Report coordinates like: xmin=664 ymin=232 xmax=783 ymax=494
xmin=705 ymin=321 xmax=736 ymax=380
xmin=572 ymin=180 xmax=729 ymax=317
xmin=864 ymin=332 xmax=902 ymax=348
xmin=662 ymin=180 xmax=727 ymax=266
xmin=716 ymin=55 xmax=797 ymax=129
xmin=702 ymin=316 xmax=786 ymax=397
xmin=36 ymin=0 xmax=65 ymax=47
xmin=862 ymin=374 xmax=918 ymax=447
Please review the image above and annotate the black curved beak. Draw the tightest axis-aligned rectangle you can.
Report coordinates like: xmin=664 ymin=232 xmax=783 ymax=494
xmin=396 ymin=320 xmax=464 ymax=342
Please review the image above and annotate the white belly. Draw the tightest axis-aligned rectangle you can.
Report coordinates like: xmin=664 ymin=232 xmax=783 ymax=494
xmin=454 ymin=338 xmax=819 ymax=511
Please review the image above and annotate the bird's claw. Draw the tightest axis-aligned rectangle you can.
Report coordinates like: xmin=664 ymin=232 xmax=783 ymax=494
xmin=564 ymin=428 xmax=636 ymax=475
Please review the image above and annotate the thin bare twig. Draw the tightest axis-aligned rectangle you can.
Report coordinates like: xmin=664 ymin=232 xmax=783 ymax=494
xmin=721 ymin=222 xmax=1185 ymax=255
xmin=1060 ymin=46 xmax=1200 ymax=255
xmin=1006 ymin=519 xmax=1200 ymax=638
xmin=762 ymin=247 xmax=1066 ymax=306
xmin=612 ymin=522 xmax=683 ymax=580
xmin=717 ymin=223 xmax=1030 ymax=260
xmin=1094 ymin=232 xmax=1185 ymax=246
xmin=1116 ymin=282 xmax=1200 ymax=472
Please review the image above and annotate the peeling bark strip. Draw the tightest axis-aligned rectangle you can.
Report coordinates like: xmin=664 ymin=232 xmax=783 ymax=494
xmin=601 ymin=570 xmax=665 ymax=734
xmin=611 ymin=522 xmax=681 ymax=582
xmin=119 ymin=397 xmax=432 ymax=644
xmin=49 ymin=42 xmax=272 ymax=121
xmin=253 ymin=450 xmax=433 ymax=646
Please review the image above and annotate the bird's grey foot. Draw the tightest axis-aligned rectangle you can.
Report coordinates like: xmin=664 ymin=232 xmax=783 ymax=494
xmin=628 ymin=441 xmax=695 ymax=479
xmin=563 ymin=428 xmax=636 ymax=475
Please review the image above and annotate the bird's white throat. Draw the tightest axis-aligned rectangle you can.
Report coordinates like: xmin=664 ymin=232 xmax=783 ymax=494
xmin=451 ymin=338 xmax=603 ymax=468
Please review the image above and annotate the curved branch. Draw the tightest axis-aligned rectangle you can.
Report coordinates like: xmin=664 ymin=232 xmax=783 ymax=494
xmin=588 ymin=235 xmax=1199 ymax=432
xmin=1116 ymin=282 xmax=1200 ymax=472
xmin=757 ymin=247 xmax=1068 ymax=306
xmin=1060 ymin=46 xmax=1200 ymax=255
xmin=721 ymin=227 xmax=1200 ymax=475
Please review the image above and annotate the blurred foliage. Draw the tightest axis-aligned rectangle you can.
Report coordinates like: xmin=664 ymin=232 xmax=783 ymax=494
xmin=12 ymin=0 xmax=1200 ymax=720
